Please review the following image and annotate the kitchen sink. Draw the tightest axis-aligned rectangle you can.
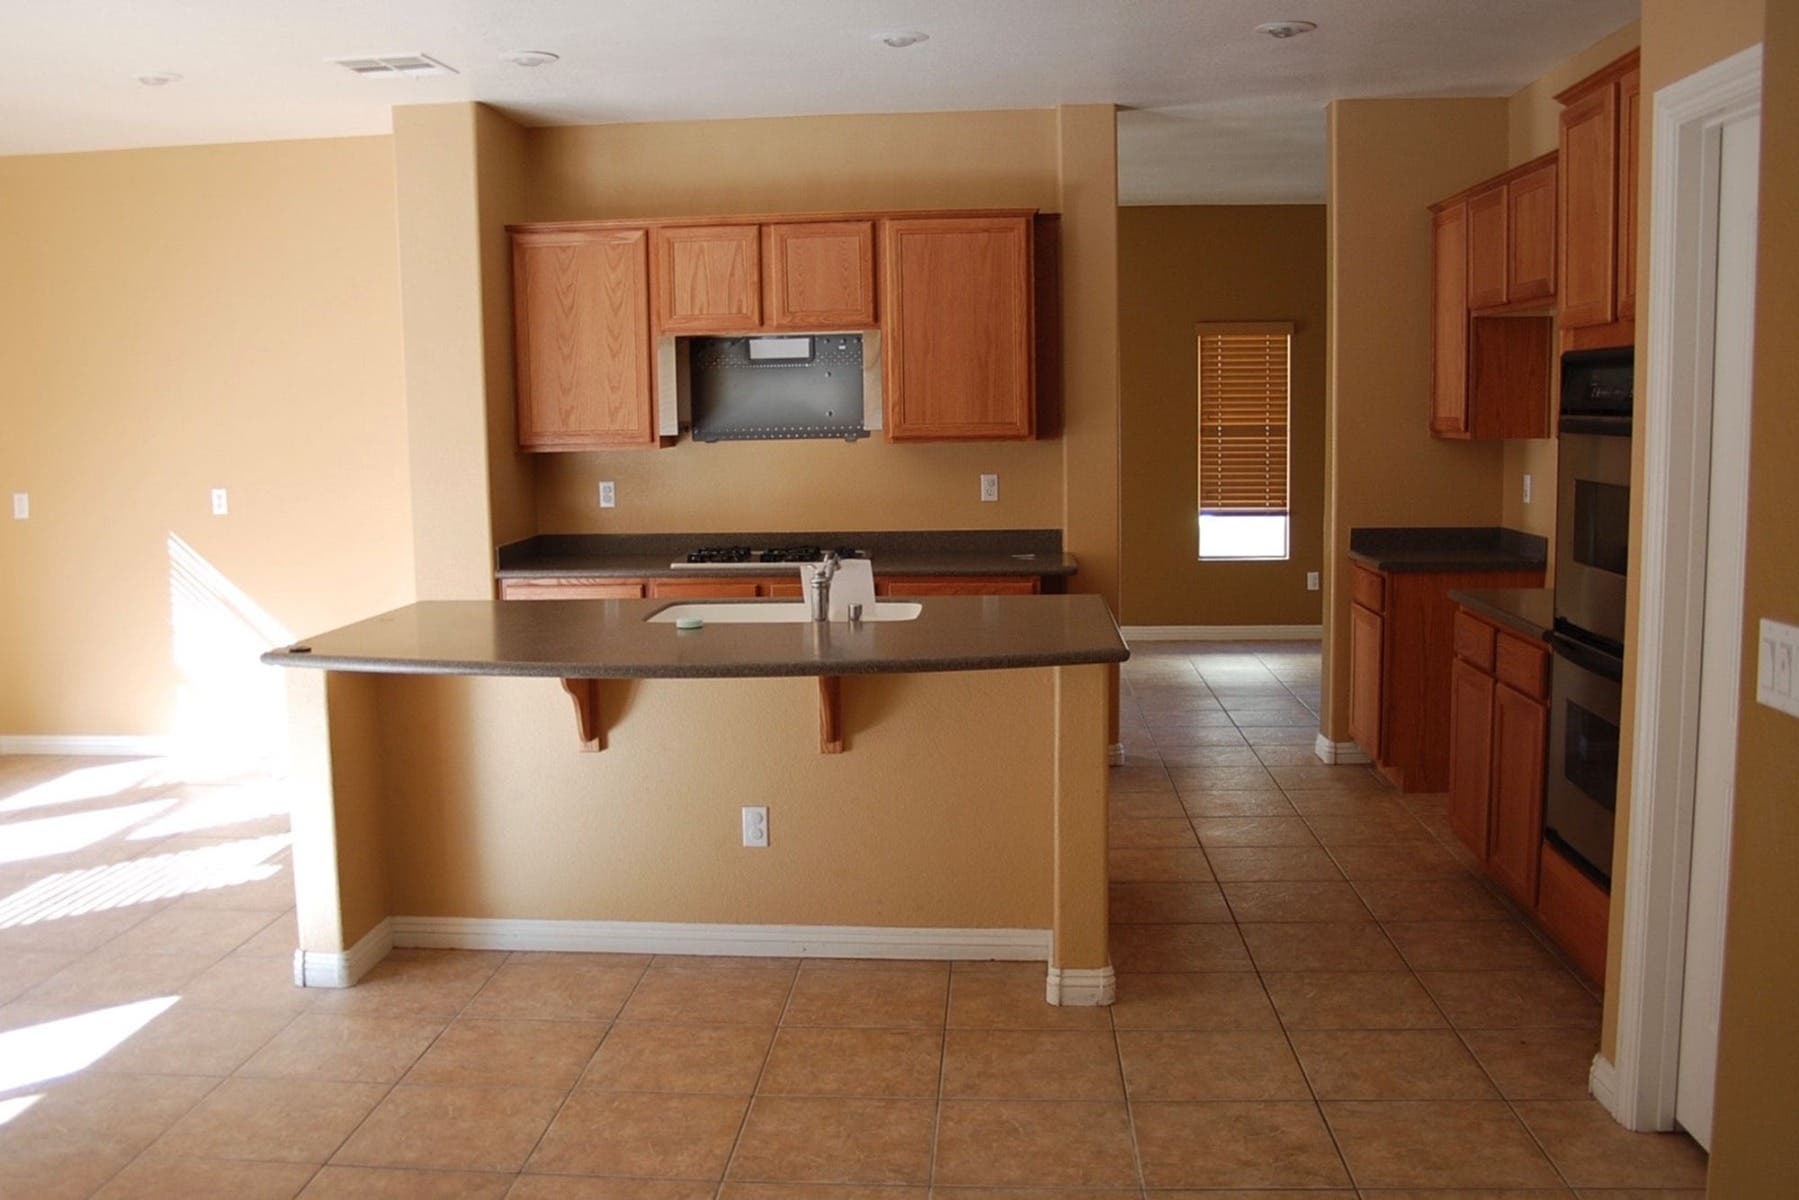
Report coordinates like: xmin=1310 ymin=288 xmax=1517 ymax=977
xmin=647 ymin=601 xmax=923 ymax=625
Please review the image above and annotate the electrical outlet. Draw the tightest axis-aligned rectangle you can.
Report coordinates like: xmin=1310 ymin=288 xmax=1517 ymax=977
xmin=10 ymin=493 xmax=26 ymax=520
xmin=741 ymin=806 xmax=769 ymax=848
xmin=598 ymin=481 xmax=616 ymax=509
xmin=1522 ymin=474 xmax=1534 ymax=505
xmin=210 ymin=488 xmax=229 ymax=516
xmin=980 ymin=473 xmax=999 ymax=503
xmin=1306 ymin=571 xmax=1320 ymax=591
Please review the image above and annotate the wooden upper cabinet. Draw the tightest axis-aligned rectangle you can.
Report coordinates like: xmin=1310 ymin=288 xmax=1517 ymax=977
xmin=1616 ymin=67 xmax=1641 ymax=320
xmin=1557 ymin=51 xmax=1637 ymax=346
xmin=1466 ymin=185 xmax=1509 ymax=310
xmin=883 ymin=215 xmax=1035 ymax=441
xmin=763 ymin=221 xmax=876 ymax=329
xmin=1507 ymin=158 xmax=1559 ymax=304
xmin=513 ymin=228 xmax=657 ymax=450
xmin=1430 ymin=202 xmax=1471 ymax=436
xmin=656 ymin=224 xmax=760 ymax=332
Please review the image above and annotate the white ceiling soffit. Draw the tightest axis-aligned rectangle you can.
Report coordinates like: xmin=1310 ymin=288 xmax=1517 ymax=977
xmin=0 ymin=0 xmax=1638 ymax=178
xmin=1119 ymin=104 xmax=1328 ymax=206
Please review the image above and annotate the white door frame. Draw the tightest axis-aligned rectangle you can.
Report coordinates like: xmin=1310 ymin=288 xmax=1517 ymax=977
xmin=1596 ymin=43 xmax=1762 ymax=1132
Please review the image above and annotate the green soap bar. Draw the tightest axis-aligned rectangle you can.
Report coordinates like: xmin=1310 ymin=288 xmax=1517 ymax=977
xmin=674 ymin=617 xmax=705 ymax=631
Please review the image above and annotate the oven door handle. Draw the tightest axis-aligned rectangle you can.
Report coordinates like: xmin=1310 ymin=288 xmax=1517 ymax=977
xmin=1548 ymin=629 xmax=1626 ymax=682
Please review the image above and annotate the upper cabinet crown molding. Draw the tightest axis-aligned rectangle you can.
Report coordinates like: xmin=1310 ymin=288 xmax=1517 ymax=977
xmin=1557 ymin=49 xmax=1640 ymax=351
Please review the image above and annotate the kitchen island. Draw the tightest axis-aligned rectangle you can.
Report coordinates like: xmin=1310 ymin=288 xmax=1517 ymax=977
xmin=264 ymin=595 xmax=1129 ymax=1004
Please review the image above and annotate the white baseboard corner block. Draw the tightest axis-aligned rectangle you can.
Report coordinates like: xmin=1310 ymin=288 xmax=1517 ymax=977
xmin=1045 ymin=964 xmax=1116 ymax=1006
xmin=1314 ymin=733 xmax=1372 ymax=765
xmin=1122 ymin=624 xmax=1323 ymax=643
xmin=1588 ymin=1053 xmax=1620 ymax=1115
xmin=293 ymin=918 xmax=394 ymax=988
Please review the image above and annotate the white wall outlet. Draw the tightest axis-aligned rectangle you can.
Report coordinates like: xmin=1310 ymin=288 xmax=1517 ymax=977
xmin=1306 ymin=571 xmax=1321 ymax=591
xmin=741 ymin=805 xmax=769 ymax=848
xmin=1522 ymin=474 xmax=1534 ymax=505
xmin=598 ymin=481 xmax=616 ymax=509
xmin=10 ymin=493 xmax=26 ymax=520
xmin=210 ymin=488 xmax=229 ymax=516
xmin=1759 ymin=619 xmax=1799 ymax=718
xmin=980 ymin=473 xmax=999 ymax=503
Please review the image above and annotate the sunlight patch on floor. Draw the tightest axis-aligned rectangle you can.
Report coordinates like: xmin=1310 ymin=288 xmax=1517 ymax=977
xmin=0 ymin=760 xmax=173 ymax=816
xmin=0 ymin=834 xmax=289 ymax=927
xmin=0 ymin=798 xmax=179 ymax=865
xmin=0 ymin=997 xmax=179 ymax=1093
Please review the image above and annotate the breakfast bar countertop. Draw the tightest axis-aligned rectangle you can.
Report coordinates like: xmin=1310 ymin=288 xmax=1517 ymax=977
xmin=261 ymin=595 xmax=1130 ymax=679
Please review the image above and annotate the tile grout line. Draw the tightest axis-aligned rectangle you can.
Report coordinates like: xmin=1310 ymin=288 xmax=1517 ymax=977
xmin=713 ymin=960 xmax=802 ymax=1194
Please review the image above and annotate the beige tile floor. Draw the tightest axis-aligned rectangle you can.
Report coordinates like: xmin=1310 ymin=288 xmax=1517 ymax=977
xmin=0 ymin=644 xmax=1710 ymax=1198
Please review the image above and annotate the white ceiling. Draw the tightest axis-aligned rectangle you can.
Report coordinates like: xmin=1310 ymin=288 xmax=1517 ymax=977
xmin=1 ymin=1 xmax=1637 ymax=203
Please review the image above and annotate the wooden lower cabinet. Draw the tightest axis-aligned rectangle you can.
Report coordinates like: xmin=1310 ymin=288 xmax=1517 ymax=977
xmin=1488 ymin=681 xmax=1549 ymax=908
xmin=498 ymin=578 xmax=645 ymax=600
xmin=1349 ymin=600 xmax=1385 ymax=759
xmin=1347 ymin=563 xmax=1545 ymax=791
xmin=1447 ymin=657 xmax=1496 ymax=858
xmin=881 ymin=576 xmax=1039 ymax=597
xmin=1449 ymin=602 xmax=1609 ymax=984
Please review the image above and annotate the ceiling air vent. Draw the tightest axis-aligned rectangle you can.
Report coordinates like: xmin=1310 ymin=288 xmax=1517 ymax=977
xmin=330 ymin=54 xmax=458 ymax=79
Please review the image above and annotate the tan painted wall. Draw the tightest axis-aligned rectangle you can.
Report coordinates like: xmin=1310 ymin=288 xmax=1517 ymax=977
xmin=1601 ymin=0 xmax=1768 ymax=1062
xmin=1711 ymin=4 xmax=1799 ymax=1186
xmin=526 ymin=110 xmax=1068 ymax=537
xmin=1118 ymin=206 xmax=1326 ymax=626
xmin=1500 ymin=22 xmax=1645 ymax=546
xmin=0 ymin=137 xmax=414 ymax=740
xmin=1319 ymin=100 xmax=1511 ymax=738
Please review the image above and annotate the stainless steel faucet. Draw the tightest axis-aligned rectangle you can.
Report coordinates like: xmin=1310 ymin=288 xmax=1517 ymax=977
xmin=808 ymin=551 xmax=840 ymax=621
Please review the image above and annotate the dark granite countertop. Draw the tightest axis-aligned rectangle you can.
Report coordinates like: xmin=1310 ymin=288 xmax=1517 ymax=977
xmin=1449 ymin=587 xmax=1556 ymax=642
xmin=1348 ymin=527 xmax=1548 ymax=574
xmin=496 ymin=530 xmax=1079 ymax=580
xmin=261 ymin=596 xmax=1129 ymax=679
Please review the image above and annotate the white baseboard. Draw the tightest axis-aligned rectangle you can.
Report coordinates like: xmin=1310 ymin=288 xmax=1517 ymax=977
xmin=1045 ymin=964 xmax=1116 ymax=1006
xmin=1313 ymin=733 xmax=1371 ymax=765
xmin=1589 ymin=1053 xmax=1619 ymax=1115
xmin=388 ymin=916 xmax=1052 ymax=961
xmin=294 ymin=917 xmax=393 ymax=988
xmin=1107 ymin=743 xmax=1126 ymax=766
xmin=1122 ymin=625 xmax=1322 ymax=643
xmin=0 ymin=734 xmax=175 ymax=757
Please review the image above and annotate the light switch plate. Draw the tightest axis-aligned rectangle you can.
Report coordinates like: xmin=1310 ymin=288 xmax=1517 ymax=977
xmin=1757 ymin=618 xmax=1799 ymax=718
xmin=1522 ymin=474 xmax=1534 ymax=505
xmin=11 ymin=493 xmax=26 ymax=520
xmin=210 ymin=488 xmax=228 ymax=516
xmin=598 ymin=481 xmax=616 ymax=509
xmin=980 ymin=474 xmax=999 ymax=502
xmin=1306 ymin=571 xmax=1320 ymax=591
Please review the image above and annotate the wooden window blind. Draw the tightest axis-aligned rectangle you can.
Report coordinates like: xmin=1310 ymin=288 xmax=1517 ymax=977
xmin=1197 ymin=322 xmax=1292 ymax=514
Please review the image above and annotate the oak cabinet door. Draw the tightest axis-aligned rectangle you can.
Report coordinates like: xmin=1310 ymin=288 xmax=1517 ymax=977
xmin=648 ymin=579 xmax=763 ymax=599
xmin=1558 ymin=84 xmax=1619 ymax=330
xmin=1448 ymin=657 xmax=1497 ymax=859
xmin=500 ymin=578 xmax=646 ymax=600
xmin=1349 ymin=602 xmax=1385 ymax=761
xmin=1616 ymin=66 xmax=1641 ymax=320
xmin=1466 ymin=184 xmax=1509 ymax=310
xmin=513 ymin=229 xmax=656 ymax=450
xmin=880 ymin=576 xmax=1040 ymax=596
xmin=1507 ymin=159 xmax=1559 ymax=304
xmin=764 ymin=221 xmax=876 ymax=329
xmin=1429 ymin=203 xmax=1471 ymax=437
xmin=883 ymin=215 xmax=1035 ymax=440
xmin=1489 ymin=682 xmax=1549 ymax=910
xmin=656 ymin=225 xmax=760 ymax=332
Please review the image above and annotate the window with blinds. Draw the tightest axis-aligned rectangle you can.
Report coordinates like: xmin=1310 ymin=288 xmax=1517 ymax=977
xmin=1197 ymin=322 xmax=1292 ymax=560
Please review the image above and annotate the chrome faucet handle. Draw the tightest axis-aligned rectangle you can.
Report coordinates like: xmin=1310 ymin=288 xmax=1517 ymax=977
xmin=817 ymin=550 xmax=841 ymax=579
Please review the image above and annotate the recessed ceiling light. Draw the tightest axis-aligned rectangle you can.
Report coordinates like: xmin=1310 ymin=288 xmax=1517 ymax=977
xmin=1255 ymin=20 xmax=1318 ymax=39
xmin=135 ymin=71 xmax=183 ymax=87
xmin=876 ymin=31 xmax=930 ymax=49
xmin=503 ymin=50 xmax=560 ymax=68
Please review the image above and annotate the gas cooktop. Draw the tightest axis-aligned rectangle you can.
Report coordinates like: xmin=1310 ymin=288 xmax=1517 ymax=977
xmin=673 ymin=545 xmax=869 ymax=569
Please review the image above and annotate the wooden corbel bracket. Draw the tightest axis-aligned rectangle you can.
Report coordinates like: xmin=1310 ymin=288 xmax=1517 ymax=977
xmin=560 ymin=678 xmax=606 ymax=751
xmin=818 ymin=676 xmax=844 ymax=754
